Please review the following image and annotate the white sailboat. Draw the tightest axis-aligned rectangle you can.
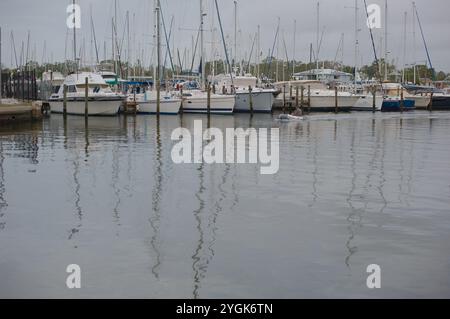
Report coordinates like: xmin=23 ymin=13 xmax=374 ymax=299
xmin=49 ymin=72 xmax=125 ymax=116
xmin=180 ymin=0 xmax=235 ymax=114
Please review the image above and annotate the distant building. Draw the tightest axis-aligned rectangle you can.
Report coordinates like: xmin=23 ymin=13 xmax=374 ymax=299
xmin=292 ymin=69 xmax=353 ymax=83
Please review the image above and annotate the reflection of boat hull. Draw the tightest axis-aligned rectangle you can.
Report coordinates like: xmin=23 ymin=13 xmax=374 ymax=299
xmin=431 ymin=96 xmax=450 ymax=110
xmin=352 ymin=95 xmax=383 ymax=111
xmin=49 ymin=98 xmax=122 ymax=116
xmin=183 ymin=95 xmax=235 ymax=114
xmin=234 ymin=90 xmax=274 ymax=113
xmin=381 ymin=99 xmax=415 ymax=112
xmin=137 ymin=98 xmax=181 ymax=115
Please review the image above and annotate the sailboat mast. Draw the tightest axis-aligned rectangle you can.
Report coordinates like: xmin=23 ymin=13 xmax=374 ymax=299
xmin=354 ymin=0 xmax=358 ymax=92
xmin=127 ymin=11 xmax=130 ymax=80
xmin=384 ymin=0 xmax=388 ymax=81
xmin=257 ymin=25 xmax=260 ymax=80
xmin=293 ymin=19 xmax=296 ymax=77
xmin=200 ymin=0 xmax=205 ymax=89
xmin=156 ymin=0 xmax=161 ymax=113
xmin=0 ymin=27 xmax=2 ymax=99
xmin=234 ymin=0 xmax=237 ymax=70
xmin=412 ymin=2 xmax=416 ymax=83
xmin=402 ymin=11 xmax=407 ymax=83
xmin=316 ymin=2 xmax=320 ymax=73
xmin=73 ymin=0 xmax=77 ymax=72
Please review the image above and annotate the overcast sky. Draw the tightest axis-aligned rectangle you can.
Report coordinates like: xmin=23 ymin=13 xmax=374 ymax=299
xmin=1 ymin=0 xmax=449 ymax=72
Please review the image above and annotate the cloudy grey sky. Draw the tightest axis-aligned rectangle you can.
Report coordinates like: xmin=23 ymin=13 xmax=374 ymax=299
xmin=1 ymin=0 xmax=449 ymax=72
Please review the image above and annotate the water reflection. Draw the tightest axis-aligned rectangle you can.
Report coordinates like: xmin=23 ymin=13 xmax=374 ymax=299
xmin=112 ymin=144 xmax=122 ymax=231
xmin=0 ymin=142 xmax=7 ymax=230
xmin=191 ymin=116 xmax=232 ymax=299
xmin=68 ymin=152 xmax=83 ymax=244
xmin=345 ymin=129 xmax=362 ymax=268
xmin=149 ymin=117 xmax=162 ymax=279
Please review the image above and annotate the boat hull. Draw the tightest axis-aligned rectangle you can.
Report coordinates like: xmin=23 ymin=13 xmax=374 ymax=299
xmin=352 ymin=95 xmax=384 ymax=111
xmin=431 ymin=96 xmax=450 ymax=110
xmin=137 ymin=98 xmax=181 ymax=115
xmin=410 ymin=96 xmax=431 ymax=109
xmin=182 ymin=95 xmax=235 ymax=114
xmin=308 ymin=96 xmax=360 ymax=112
xmin=49 ymin=99 xmax=122 ymax=116
xmin=234 ymin=91 xmax=274 ymax=113
xmin=381 ymin=99 xmax=415 ymax=112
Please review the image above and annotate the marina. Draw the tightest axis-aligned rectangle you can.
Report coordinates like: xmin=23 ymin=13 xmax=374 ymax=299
xmin=1 ymin=0 xmax=450 ymax=300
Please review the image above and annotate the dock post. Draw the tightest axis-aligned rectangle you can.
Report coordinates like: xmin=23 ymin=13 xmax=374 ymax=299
xmin=335 ymin=87 xmax=338 ymax=114
xmin=84 ymin=77 xmax=89 ymax=117
xmin=289 ymin=85 xmax=293 ymax=110
xmin=295 ymin=86 xmax=299 ymax=109
xmin=207 ymin=82 xmax=211 ymax=115
xmin=21 ymin=71 xmax=25 ymax=101
xmin=372 ymin=87 xmax=376 ymax=113
xmin=63 ymin=84 xmax=67 ymax=117
xmin=283 ymin=84 xmax=286 ymax=114
xmin=27 ymin=71 xmax=30 ymax=101
xmin=429 ymin=92 xmax=433 ymax=112
xmin=180 ymin=87 xmax=184 ymax=114
xmin=307 ymin=85 xmax=311 ymax=114
xmin=400 ymin=87 xmax=404 ymax=113
xmin=300 ymin=85 xmax=304 ymax=113
xmin=249 ymin=85 xmax=254 ymax=114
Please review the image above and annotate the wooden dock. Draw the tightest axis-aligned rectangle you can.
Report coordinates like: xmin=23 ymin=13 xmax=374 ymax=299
xmin=0 ymin=101 xmax=45 ymax=123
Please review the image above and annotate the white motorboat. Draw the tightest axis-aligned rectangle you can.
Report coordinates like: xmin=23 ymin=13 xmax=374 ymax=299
xmin=127 ymin=91 xmax=181 ymax=115
xmin=214 ymin=74 xmax=275 ymax=113
xmin=274 ymin=80 xmax=360 ymax=112
xmin=48 ymin=72 xmax=125 ymax=116
xmin=181 ymin=90 xmax=235 ymax=114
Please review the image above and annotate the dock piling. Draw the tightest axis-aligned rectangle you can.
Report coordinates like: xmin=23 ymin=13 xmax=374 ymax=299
xmin=300 ymin=85 xmax=304 ymax=113
xmin=372 ymin=87 xmax=376 ymax=113
xmin=400 ymin=87 xmax=404 ymax=113
xmin=63 ymin=84 xmax=67 ymax=117
xmin=429 ymin=92 xmax=433 ymax=112
xmin=307 ymin=85 xmax=311 ymax=114
xmin=84 ymin=77 xmax=89 ymax=117
xmin=180 ymin=87 xmax=184 ymax=114
xmin=207 ymin=82 xmax=211 ymax=115
xmin=249 ymin=85 xmax=254 ymax=114
xmin=334 ymin=87 xmax=338 ymax=114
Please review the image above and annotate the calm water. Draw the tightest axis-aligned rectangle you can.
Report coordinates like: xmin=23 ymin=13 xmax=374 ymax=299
xmin=1 ymin=111 xmax=450 ymax=298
